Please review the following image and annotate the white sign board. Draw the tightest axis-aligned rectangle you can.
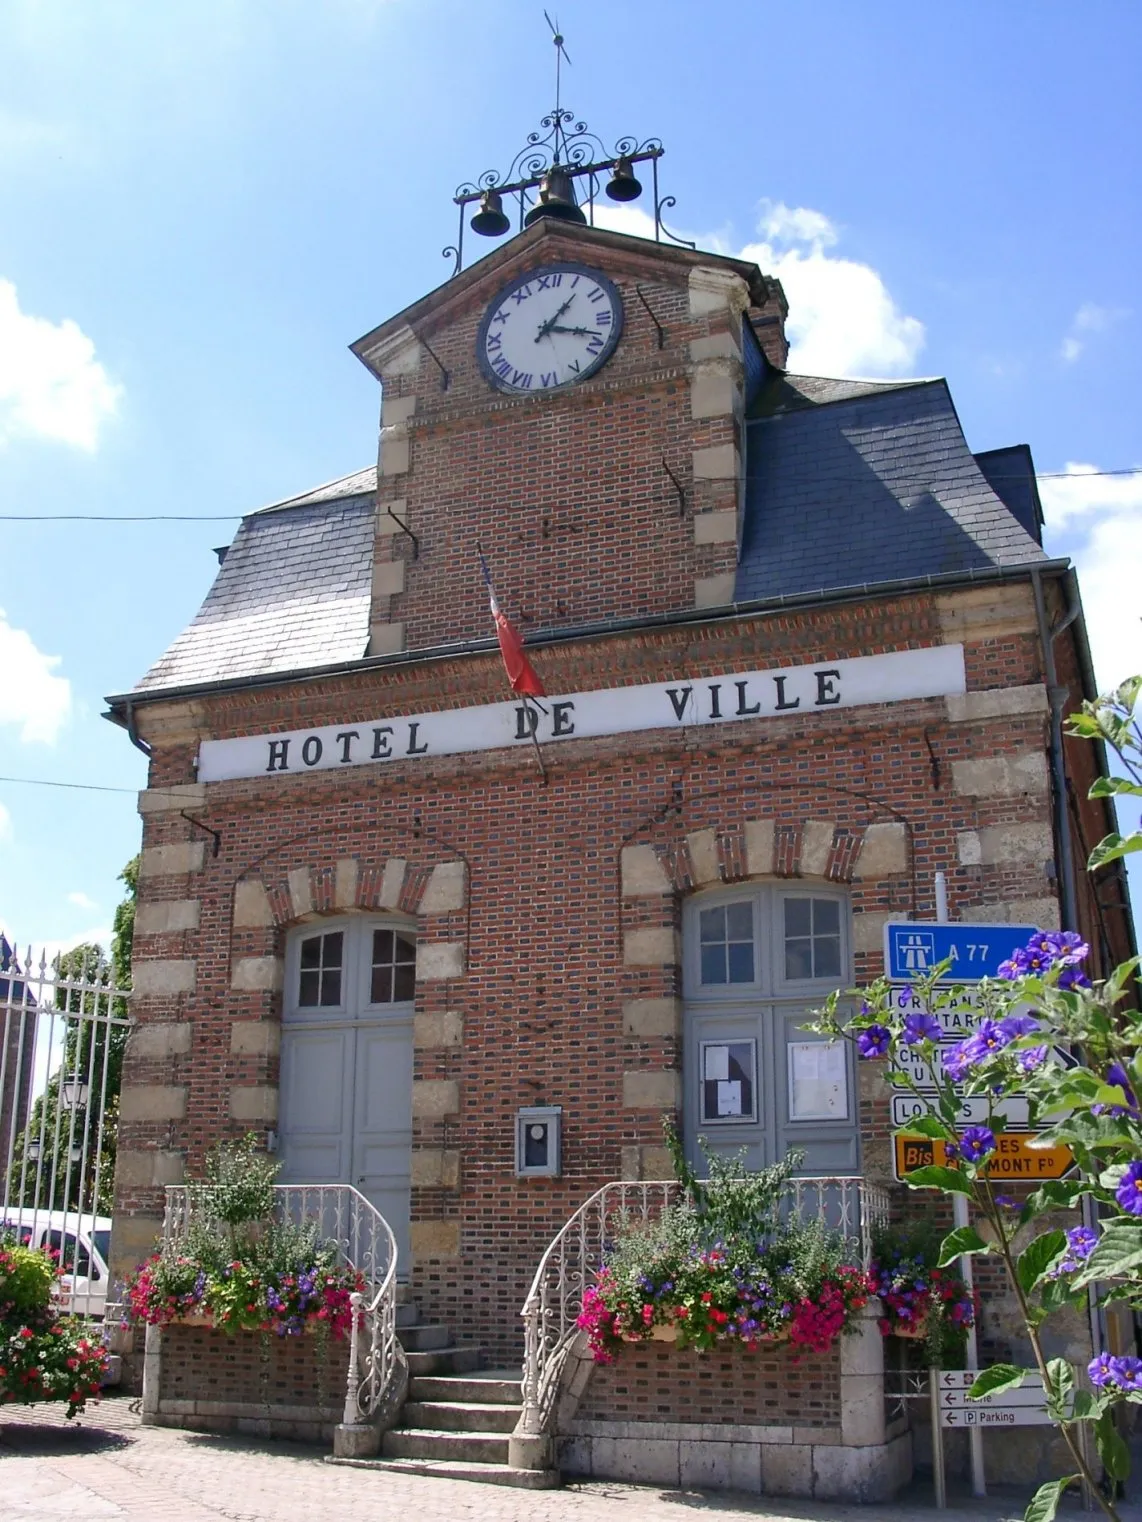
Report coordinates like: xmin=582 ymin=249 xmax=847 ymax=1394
xmin=892 ymin=1094 xmax=1031 ymax=1129
xmin=197 ymin=644 xmax=967 ymax=783
xmin=788 ymin=1041 xmax=849 ymax=1120
xmin=936 ymin=1370 xmax=1059 ymax=1428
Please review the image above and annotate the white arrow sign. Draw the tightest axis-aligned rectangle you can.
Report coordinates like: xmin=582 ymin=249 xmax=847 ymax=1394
xmin=940 ymin=1370 xmax=1044 ymax=1390
xmin=892 ymin=1094 xmax=1032 ymax=1128
xmin=941 ymin=1406 xmax=1053 ymax=1428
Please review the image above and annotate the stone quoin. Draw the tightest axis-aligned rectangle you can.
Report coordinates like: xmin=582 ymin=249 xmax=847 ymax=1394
xmin=105 ymin=131 xmax=1134 ymax=1500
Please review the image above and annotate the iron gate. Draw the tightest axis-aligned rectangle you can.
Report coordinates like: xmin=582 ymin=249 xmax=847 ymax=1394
xmin=0 ymin=939 xmax=132 ymax=1319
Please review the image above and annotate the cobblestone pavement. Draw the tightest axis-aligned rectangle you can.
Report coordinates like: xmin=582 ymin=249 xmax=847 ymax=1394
xmin=2 ymin=1396 xmax=1137 ymax=1522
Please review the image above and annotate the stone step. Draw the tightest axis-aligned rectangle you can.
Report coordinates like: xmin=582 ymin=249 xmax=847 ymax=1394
xmin=395 ymin=1283 xmax=415 ymax=1305
xmin=383 ymin=1427 xmax=509 ymax=1465
xmin=398 ymin=1323 xmax=451 ymax=1352
xmin=328 ymin=1456 xmax=559 ymax=1489
xmin=395 ymin=1303 xmax=421 ymax=1329
xmin=409 ymin=1374 xmax=520 ymax=1405
xmin=403 ymin=1400 xmax=519 ymax=1433
xmin=404 ymin=1346 xmax=484 ymax=1377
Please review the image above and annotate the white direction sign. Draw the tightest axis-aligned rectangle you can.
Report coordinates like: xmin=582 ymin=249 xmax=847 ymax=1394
xmin=937 ymin=1370 xmax=1058 ymax=1428
xmin=892 ymin=1094 xmax=1031 ymax=1129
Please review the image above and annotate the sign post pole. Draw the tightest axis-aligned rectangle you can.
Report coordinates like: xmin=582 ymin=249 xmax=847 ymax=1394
xmin=930 ymin=1367 xmax=947 ymax=1509
xmin=933 ymin=887 xmax=986 ymax=1498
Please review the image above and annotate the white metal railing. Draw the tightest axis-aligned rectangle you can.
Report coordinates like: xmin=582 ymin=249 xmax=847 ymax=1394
xmin=0 ymin=943 xmax=132 ymax=1321
xmin=162 ymin=1182 xmax=399 ymax=1425
xmin=518 ymin=1175 xmax=890 ymax=1434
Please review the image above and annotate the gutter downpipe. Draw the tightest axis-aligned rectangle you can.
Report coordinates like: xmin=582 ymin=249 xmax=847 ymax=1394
xmin=1031 ymin=567 xmax=1104 ymax=1367
xmin=1030 ymin=567 xmax=1079 ymax=935
xmin=123 ymin=698 xmax=152 ymax=759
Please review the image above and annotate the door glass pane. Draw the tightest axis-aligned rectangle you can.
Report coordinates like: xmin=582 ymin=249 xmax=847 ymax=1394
xmin=700 ymin=1039 xmax=757 ymax=1123
xmin=785 ymin=938 xmax=813 ymax=980
xmin=784 ymin=898 xmax=842 ymax=981
xmin=297 ymin=931 xmax=344 ymax=1007
xmin=698 ymin=901 xmax=754 ymax=986
xmin=370 ymin=927 xmax=416 ymax=1005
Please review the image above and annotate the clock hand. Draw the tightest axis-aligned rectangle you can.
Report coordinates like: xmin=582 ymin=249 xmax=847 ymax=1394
xmin=534 ymin=295 xmax=575 ymax=342
xmin=548 ymin=325 xmax=599 ymax=337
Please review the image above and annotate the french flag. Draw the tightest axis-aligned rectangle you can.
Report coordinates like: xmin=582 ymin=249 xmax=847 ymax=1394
xmin=479 ymin=550 xmax=545 ymax=699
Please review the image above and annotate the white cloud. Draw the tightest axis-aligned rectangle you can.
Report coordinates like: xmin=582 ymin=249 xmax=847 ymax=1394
xmin=1040 ymin=464 xmax=1142 ymax=689
xmin=0 ymin=609 xmax=72 ymax=743
xmin=1060 ymin=302 xmax=1130 ymax=364
xmin=0 ymin=278 xmax=122 ymax=450
xmin=592 ymin=197 xmax=925 ymax=378
xmin=66 ymin=891 xmax=97 ymax=911
xmin=0 ymin=802 xmax=10 ymax=841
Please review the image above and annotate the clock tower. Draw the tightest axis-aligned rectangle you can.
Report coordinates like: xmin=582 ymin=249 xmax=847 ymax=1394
xmin=350 ymin=214 xmax=787 ymax=661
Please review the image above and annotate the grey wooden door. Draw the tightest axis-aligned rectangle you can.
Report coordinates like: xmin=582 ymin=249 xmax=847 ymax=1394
xmin=682 ymin=886 xmax=858 ymax=1177
xmin=278 ymin=919 xmax=414 ymax=1269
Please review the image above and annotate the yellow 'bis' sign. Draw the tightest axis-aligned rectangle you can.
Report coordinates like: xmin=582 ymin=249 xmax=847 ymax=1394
xmin=893 ymin=1132 xmax=1075 ymax=1183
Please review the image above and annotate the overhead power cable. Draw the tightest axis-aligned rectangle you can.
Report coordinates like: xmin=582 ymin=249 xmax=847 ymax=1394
xmin=0 ymin=775 xmax=137 ymax=794
xmin=0 ymin=470 xmax=1138 ymax=525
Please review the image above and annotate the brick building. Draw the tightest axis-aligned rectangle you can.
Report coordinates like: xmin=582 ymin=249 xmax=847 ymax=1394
xmin=105 ymin=208 xmax=1134 ymax=1496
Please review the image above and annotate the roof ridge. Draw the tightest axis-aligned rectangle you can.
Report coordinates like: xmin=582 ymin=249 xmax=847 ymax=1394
xmin=251 ymin=464 xmax=377 ymax=517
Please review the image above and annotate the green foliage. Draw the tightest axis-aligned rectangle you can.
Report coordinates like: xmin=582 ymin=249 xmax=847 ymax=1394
xmin=662 ymin=1117 xmax=805 ymax=1246
xmin=0 ymin=1240 xmax=56 ymax=1316
xmin=1067 ymin=676 xmax=1142 ymax=870
xmin=1024 ymin=1476 xmax=1079 ymax=1522
xmin=198 ymin=1132 xmax=280 ymax=1235
xmin=969 ymin=1364 xmax=1026 ymax=1398
xmin=0 ymin=1240 xmax=107 ymax=1416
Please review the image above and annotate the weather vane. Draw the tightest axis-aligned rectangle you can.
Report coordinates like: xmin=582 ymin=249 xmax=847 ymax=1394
xmin=442 ymin=17 xmax=693 ymax=277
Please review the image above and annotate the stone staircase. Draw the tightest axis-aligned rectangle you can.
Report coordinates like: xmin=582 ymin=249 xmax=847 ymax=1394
xmin=336 ymin=1293 xmax=559 ymax=1488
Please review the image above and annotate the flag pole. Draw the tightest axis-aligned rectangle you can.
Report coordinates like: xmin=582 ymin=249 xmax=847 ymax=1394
xmin=477 ymin=542 xmax=548 ymax=786
xmin=522 ymin=696 xmax=548 ymax=787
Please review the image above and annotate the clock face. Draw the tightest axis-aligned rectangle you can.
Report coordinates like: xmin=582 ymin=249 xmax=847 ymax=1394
xmin=476 ymin=263 xmax=624 ymax=394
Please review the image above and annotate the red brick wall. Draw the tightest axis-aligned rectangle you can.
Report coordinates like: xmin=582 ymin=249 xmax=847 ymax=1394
xmin=574 ymin=1341 xmax=841 ymax=1428
xmin=157 ymin=1324 xmax=348 ymax=1413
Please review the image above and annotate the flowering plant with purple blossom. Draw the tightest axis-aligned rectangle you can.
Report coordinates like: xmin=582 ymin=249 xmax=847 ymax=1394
xmin=804 ymin=668 xmax=1142 ymax=1522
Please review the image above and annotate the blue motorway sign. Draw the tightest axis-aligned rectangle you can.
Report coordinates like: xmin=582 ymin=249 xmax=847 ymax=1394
xmin=883 ymin=922 xmax=1041 ymax=982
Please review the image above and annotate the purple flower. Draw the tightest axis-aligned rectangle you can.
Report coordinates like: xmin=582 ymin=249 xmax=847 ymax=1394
xmin=942 ymin=1043 xmax=973 ymax=1082
xmin=1058 ymin=966 xmax=1091 ymax=990
xmin=1116 ymin=1162 xmax=1142 ymax=1216
xmin=958 ymin=1126 xmax=996 ymax=1163
xmin=1016 ymin=1045 xmax=1049 ymax=1075
xmin=1089 ymin=1351 xmax=1116 ymax=1388
xmin=963 ymin=1020 xmax=1014 ymax=1062
xmin=999 ymin=931 xmax=1089 ymax=981
xmin=1111 ymin=1356 xmax=1142 ymax=1392
xmin=1094 ymin=1061 xmax=1139 ymax=1119
xmin=994 ymin=1196 xmax=1018 ymax=1208
xmin=1066 ymin=1226 xmax=1098 ymax=1261
xmin=999 ymin=1013 xmax=1040 ymax=1039
xmin=902 ymin=1011 xmax=942 ymax=1045
xmin=857 ymin=1025 xmax=891 ymax=1059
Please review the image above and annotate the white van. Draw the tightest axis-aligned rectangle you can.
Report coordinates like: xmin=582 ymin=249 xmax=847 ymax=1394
xmin=0 ymin=1208 xmax=112 ymax=1319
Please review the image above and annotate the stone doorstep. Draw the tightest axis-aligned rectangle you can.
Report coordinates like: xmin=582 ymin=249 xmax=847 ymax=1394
xmin=408 ymin=1374 xmax=521 ymax=1404
xmin=403 ymin=1400 xmax=519 ymax=1433
xmin=399 ymin=1322 xmax=451 ymax=1351
xmin=404 ymin=1345 xmax=483 ymax=1376
xmin=327 ymin=1456 xmax=560 ymax=1489
xmin=383 ymin=1427 xmax=510 ymax=1464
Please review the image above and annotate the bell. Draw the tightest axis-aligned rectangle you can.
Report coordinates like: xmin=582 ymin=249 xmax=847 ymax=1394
xmin=605 ymin=155 xmax=642 ymax=203
xmin=470 ymin=189 xmax=511 ymax=238
xmin=523 ymin=165 xmax=587 ymax=226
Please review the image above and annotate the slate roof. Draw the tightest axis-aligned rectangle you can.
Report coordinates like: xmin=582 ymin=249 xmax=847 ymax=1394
xmin=735 ymin=374 xmax=1048 ymax=603
xmin=132 ymin=487 xmax=375 ymax=694
xmin=974 ymin=445 xmax=1045 ymax=545
xmin=125 ymin=374 xmax=1051 ymax=700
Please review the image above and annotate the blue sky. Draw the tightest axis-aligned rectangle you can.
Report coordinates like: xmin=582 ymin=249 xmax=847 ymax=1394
xmin=0 ymin=0 xmax=1138 ymax=958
